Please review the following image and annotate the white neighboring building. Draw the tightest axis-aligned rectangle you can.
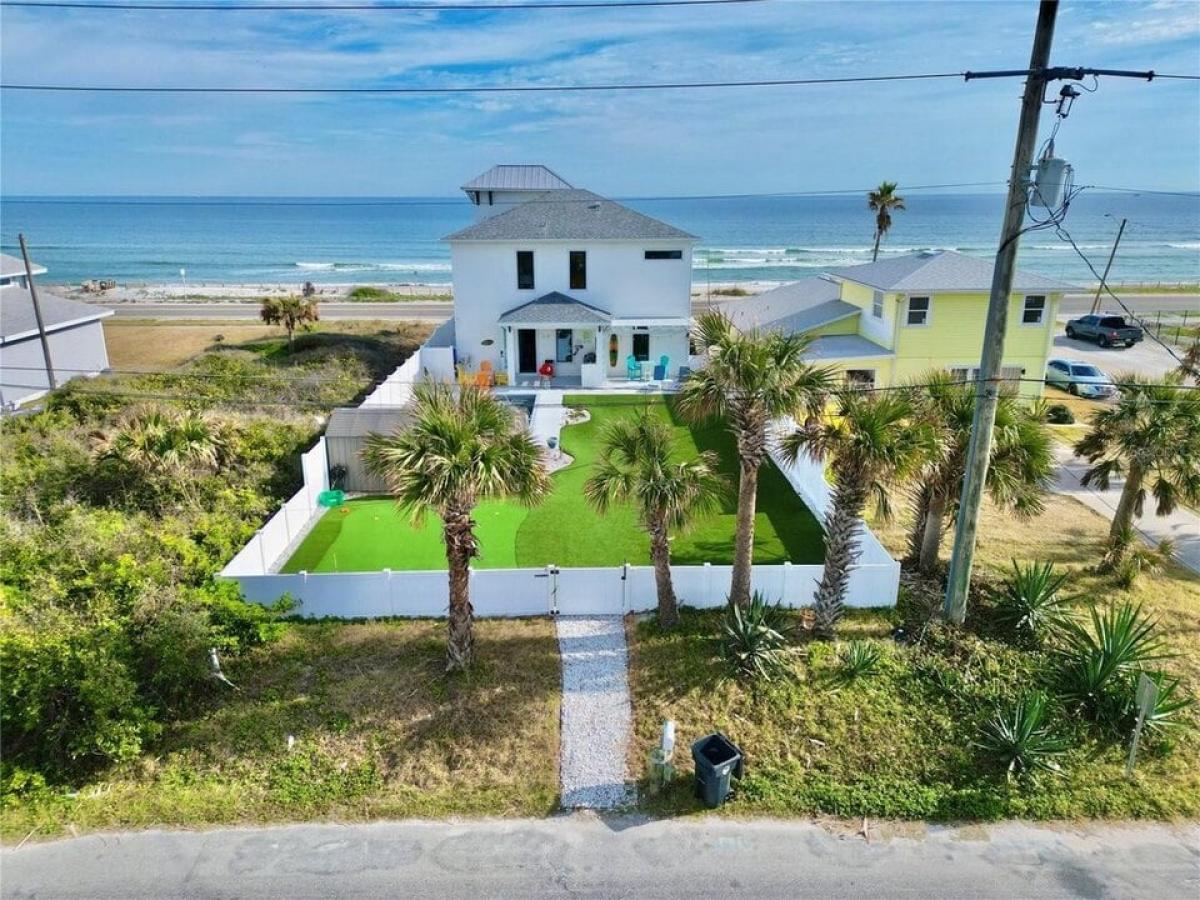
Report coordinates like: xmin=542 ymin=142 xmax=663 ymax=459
xmin=0 ymin=253 xmax=112 ymax=408
xmin=445 ymin=166 xmax=695 ymax=387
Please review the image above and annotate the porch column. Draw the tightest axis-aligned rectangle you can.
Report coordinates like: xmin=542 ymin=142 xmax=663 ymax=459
xmin=504 ymin=326 xmax=517 ymax=385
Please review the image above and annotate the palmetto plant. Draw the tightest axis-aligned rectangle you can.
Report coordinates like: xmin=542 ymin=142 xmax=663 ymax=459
xmin=92 ymin=405 xmax=229 ymax=477
xmin=678 ymin=311 xmax=834 ymax=607
xmin=363 ymin=383 xmax=549 ymax=672
xmin=836 ymin=640 xmax=883 ymax=682
xmin=780 ymin=390 xmax=936 ymax=637
xmin=867 ymin=181 xmax=906 ymax=262
xmin=993 ymin=560 xmax=1074 ymax=646
xmin=260 ymin=295 xmax=320 ymax=349
xmin=1103 ymin=526 xmax=1175 ymax=589
xmin=906 ymin=373 xmax=1053 ymax=573
xmin=1074 ymin=374 xmax=1200 ymax=567
xmin=716 ymin=592 xmax=793 ymax=681
xmin=1055 ymin=602 xmax=1173 ymax=727
xmin=975 ymin=692 xmax=1070 ymax=781
xmin=584 ymin=412 xmax=726 ymax=628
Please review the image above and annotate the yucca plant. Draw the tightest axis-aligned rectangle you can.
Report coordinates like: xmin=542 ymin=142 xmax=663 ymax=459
xmin=716 ymin=593 xmax=793 ymax=681
xmin=836 ymin=640 xmax=883 ymax=682
xmin=1056 ymin=602 xmax=1173 ymax=727
xmin=975 ymin=691 xmax=1070 ymax=781
xmin=993 ymin=560 xmax=1073 ymax=646
xmin=1137 ymin=672 xmax=1195 ymax=737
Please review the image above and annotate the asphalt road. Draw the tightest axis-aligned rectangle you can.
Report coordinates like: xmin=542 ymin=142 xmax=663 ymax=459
xmin=1058 ymin=293 xmax=1199 ymax=316
xmin=3 ymin=817 xmax=1198 ymax=899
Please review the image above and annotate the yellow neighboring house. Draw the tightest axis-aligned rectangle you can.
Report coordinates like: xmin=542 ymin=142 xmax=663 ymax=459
xmin=721 ymin=249 xmax=1075 ymax=397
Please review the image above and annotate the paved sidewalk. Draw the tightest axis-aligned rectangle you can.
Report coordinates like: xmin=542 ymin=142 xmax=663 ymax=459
xmin=5 ymin=818 xmax=1197 ymax=899
xmin=556 ymin=616 xmax=633 ymax=810
xmin=1053 ymin=446 xmax=1200 ymax=575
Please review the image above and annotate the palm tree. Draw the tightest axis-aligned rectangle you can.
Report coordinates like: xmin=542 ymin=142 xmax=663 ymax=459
xmin=1074 ymin=374 xmax=1200 ymax=566
xmin=584 ymin=411 xmax=726 ymax=627
xmin=260 ymin=295 xmax=319 ymax=350
xmin=678 ymin=311 xmax=834 ymax=606
xmin=907 ymin=374 xmax=1053 ymax=573
xmin=363 ymin=383 xmax=549 ymax=671
xmin=867 ymin=181 xmax=906 ymax=262
xmin=781 ymin=391 xmax=935 ymax=637
xmin=92 ymin=406 xmax=228 ymax=476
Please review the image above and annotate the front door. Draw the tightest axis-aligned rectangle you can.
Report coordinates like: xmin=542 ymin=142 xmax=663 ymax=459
xmin=517 ymin=328 xmax=537 ymax=374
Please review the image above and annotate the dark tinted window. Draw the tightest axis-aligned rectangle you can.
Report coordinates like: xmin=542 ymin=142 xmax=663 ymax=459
xmin=517 ymin=251 xmax=534 ymax=289
xmin=1099 ymin=317 xmax=1127 ymax=328
xmin=569 ymin=251 xmax=587 ymax=290
xmin=632 ymin=332 xmax=650 ymax=361
xmin=644 ymin=250 xmax=682 ymax=260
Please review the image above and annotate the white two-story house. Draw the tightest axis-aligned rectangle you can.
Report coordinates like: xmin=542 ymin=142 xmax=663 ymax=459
xmin=444 ymin=165 xmax=695 ymax=387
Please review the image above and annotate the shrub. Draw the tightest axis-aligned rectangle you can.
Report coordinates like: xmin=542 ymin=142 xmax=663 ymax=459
xmin=993 ymin=560 xmax=1073 ymax=646
xmin=1138 ymin=672 xmax=1195 ymax=737
xmin=1045 ymin=403 xmax=1075 ymax=425
xmin=1055 ymin=602 xmax=1173 ymax=728
xmin=836 ymin=640 xmax=883 ymax=682
xmin=716 ymin=593 xmax=793 ymax=681
xmin=1103 ymin=528 xmax=1175 ymax=588
xmin=975 ymin=691 xmax=1070 ymax=780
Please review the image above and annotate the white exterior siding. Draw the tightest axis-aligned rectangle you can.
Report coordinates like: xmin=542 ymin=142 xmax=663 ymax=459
xmin=450 ymin=240 xmax=693 ymax=373
xmin=0 ymin=319 xmax=111 ymax=407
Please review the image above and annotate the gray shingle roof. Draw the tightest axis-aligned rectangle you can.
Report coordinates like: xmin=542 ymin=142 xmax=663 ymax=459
xmin=0 ymin=253 xmax=47 ymax=279
xmin=498 ymin=291 xmax=611 ymax=326
xmin=444 ymin=189 xmax=696 ymax=242
xmin=825 ymin=249 xmax=1076 ymax=293
xmin=0 ymin=286 xmax=112 ymax=343
xmin=461 ymin=165 xmax=572 ymax=192
xmin=805 ymin=334 xmax=894 ymax=360
xmin=721 ymin=277 xmax=856 ymax=333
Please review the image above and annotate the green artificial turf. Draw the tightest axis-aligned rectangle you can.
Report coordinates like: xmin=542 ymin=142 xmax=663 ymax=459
xmin=282 ymin=395 xmax=825 ymax=572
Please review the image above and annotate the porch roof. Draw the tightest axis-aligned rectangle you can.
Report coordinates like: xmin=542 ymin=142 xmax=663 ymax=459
xmin=498 ymin=291 xmax=611 ymax=326
xmin=609 ymin=316 xmax=691 ymax=329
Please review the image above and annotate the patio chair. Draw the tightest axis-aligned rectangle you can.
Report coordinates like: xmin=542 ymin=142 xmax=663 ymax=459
xmin=653 ymin=354 xmax=669 ymax=381
xmin=479 ymin=359 xmax=495 ymax=386
xmin=473 ymin=370 xmax=492 ymax=389
xmin=626 ymin=354 xmax=642 ymax=381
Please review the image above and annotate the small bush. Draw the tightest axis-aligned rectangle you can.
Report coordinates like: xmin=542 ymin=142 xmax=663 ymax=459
xmin=716 ymin=593 xmax=792 ymax=681
xmin=975 ymin=691 xmax=1070 ymax=780
xmin=347 ymin=285 xmax=393 ymax=301
xmin=993 ymin=560 xmax=1073 ymax=646
xmin=1046 ymin=403 xmax=1075 ymax=425
xmin=836 ymin=640 xmax=883 ymax=682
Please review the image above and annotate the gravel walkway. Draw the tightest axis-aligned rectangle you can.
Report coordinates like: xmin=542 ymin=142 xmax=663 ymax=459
xmin=556 ymin=615 xmax=634 ymax=810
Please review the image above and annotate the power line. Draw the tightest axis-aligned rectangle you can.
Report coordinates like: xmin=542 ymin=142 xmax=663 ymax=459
xmin=1 ymin=0 xmax=759 ymax=8
xmin=0 ymin=72 xmax=968 ymax=94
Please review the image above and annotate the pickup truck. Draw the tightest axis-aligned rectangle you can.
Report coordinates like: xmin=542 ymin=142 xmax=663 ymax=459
xmin=1064 ymin=314 xmax=1144 ymax=348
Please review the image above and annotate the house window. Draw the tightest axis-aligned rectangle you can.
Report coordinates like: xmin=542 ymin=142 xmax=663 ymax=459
xmin=644 ymin=250 xmax=682 ymax=260
xmin=872 ymin=291 xmax=884 ymax=319
xmin=949 ymin=365 xmax=1024 ymax=388
xmin=845 ymin=369 xmax=876 ymax=390
xmin=556 ymin=329 xmax=574 ymax=363
xmin=948 ymin=366 xmax=976 ymax=384
xmin=1022 ymin=295 xmax=1046 ymax=325
xmin=516 ymin=251 xmax=534 ymax=290
xmin=906 ymin=296 xmax=930 ymax=326
xmin=632 ymin=332 xmax=650 ymax=362
xmin=569 ymin=251 xmax=587 ymax=290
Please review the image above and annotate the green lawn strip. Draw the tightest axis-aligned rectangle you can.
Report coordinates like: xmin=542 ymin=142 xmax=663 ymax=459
xmin=1 ymin=619 xmax=561 ymax=840
xmin=627 ymin=608 xmax=1200 ymax=821
xmin=283 ymin=396 xmax=825 ymax=572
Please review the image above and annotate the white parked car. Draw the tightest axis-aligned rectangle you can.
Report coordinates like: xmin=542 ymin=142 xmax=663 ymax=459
xmin=1045 ymin=358 xmax=1116 ymax=399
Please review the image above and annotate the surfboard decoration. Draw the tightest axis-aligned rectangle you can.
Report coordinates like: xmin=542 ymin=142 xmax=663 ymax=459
xmin=608 ymin=333 xmax=619 ymax=367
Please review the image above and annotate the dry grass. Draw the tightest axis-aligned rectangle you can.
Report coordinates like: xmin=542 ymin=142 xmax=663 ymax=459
xmin=2 ymin=618 xmax=561 ymax=840
xmin=104 ymin=319 xmax=429 ymax=370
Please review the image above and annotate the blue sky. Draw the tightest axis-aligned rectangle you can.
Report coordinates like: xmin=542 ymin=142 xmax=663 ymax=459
xmin=1 ymin=0 xmax=1197 ymax=196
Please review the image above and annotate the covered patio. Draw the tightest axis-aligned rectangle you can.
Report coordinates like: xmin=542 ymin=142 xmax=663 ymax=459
xmin=496 ymin=291 xmax=690 ymax=389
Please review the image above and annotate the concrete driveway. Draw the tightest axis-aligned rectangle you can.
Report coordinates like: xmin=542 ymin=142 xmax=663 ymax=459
xmin=4 ymin=817 xmax=1198 ymax=900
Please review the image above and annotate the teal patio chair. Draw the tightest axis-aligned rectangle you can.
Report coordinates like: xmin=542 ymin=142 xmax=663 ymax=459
xmin=626 ymin=354 xmax=642 ymax=381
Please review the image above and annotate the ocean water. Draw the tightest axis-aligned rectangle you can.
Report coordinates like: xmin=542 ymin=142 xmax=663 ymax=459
xmin=1 ymin=191 xmax=1197 ymax=287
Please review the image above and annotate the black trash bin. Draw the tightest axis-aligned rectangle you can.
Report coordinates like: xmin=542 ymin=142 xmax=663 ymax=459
xmin=691 ymin=732 xmax=744 ymax=808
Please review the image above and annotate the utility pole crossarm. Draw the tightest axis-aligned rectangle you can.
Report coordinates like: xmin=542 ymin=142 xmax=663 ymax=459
xmin=964 ymin=67 xmax=1155 ymax=82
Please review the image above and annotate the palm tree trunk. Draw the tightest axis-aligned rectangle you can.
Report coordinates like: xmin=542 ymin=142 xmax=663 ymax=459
xmin=813 ymin=476 xmax=868 ymax=638
xmin=1106 ymin=462 xmax=1145 ymax=563
xmin=917 ymin=489 xmax=949 ymax=574
xmin=871 ymin=229 xmax=883 ymax=263
xmin=905 ymin=483 xmax=932 ymax=564
xmin=443 ymin=513 xmax=477 ymax=672
xmin=730 ymin=460 xmax=759 ymax=607
xmin=649 ymin=520 xmax=679 ymax=628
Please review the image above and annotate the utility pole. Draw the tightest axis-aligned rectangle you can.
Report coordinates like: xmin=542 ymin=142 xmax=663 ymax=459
xmin=18 ymin=233 xmax=57 ymax=392
xmin=1090 ymin=217 xmax=1126 ymax=314
xmin=943 ymin=0 xmax=1058 ymax=624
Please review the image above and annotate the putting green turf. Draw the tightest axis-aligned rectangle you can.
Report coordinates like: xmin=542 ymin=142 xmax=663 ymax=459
xmin=282 ymin=395 xmax=825 ymax=573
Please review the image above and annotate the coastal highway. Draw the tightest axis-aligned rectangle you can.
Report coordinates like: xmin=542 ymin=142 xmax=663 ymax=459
xmin=93 ymin=293 xmax=1197 ymax=321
